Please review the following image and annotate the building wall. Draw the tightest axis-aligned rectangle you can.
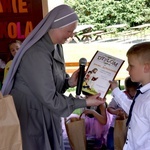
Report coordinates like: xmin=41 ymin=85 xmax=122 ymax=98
xmin=48 ymin=0 xmax=64 ymax=10
xmin=0 ymin=0 xmax=44 ymax=83
xmin=0 ymin=0 xmax=43 ymax=61
xmin=42 ymin=0 xmax=64 ymax=17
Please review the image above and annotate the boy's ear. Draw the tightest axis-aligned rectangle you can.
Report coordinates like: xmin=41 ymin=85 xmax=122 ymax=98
xmin=144 ymin=63 xmax=150 ymax=73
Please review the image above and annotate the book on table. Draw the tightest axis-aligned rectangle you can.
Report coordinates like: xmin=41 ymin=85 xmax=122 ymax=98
xmin=82 ymin=50 xmax=124 ymax=98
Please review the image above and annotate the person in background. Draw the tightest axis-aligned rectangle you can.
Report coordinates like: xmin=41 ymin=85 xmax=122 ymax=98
xmin=82 ymin=103 xmax=112 ymax=150
xmin=3 ymin=40 xmax=22 ymax=82
xmin=0 ymin=59 xmax=5 ymax=69
xmin=0 ymin=58 xmax=6 ymax=88
xmin=109 ymin=42 xmax=150 ymax=150
xmin=62 ymin=102 xmax=112 ymax=150
xmin=1 ymin=4 xmax=105 ymax=150
xmin=107 ymin=77 xmax=139 ymax=150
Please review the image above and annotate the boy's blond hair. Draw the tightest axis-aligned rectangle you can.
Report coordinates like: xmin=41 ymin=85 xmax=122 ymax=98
xmin=126 ymin=42 xmax=150 ymax=63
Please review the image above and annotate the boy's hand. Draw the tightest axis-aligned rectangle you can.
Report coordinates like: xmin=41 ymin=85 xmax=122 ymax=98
xmin=109 ymin=80 xmax=118 ymax=90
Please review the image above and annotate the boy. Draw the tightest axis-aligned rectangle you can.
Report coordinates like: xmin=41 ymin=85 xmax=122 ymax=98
xmin=107 ymin=77 xmax=139 ymax=150
xmin=109 ymin=42 xmax=150 ymax=150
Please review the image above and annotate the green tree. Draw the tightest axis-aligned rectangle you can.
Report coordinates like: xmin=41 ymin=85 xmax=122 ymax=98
xmin=65 ymin=0 xmax=150 ymax=30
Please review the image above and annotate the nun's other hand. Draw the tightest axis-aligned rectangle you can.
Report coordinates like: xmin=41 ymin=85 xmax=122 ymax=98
xmin=86 ymin=93 xmax=106 ymax=107
xmin=68 ymin=69 xmax=79 ymax=87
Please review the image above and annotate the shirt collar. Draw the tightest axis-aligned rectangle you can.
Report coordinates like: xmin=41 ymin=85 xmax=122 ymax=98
xmin=139 ymin=83 xmax=150 ymax=94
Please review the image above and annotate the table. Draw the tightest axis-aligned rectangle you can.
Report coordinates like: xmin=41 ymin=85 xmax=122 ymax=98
xmin=105 ymin=24 xmax=127 ymax=29
xmin=118 ymin=30 xmax=141 ymax=41
xmin=81 ymin=30 xmax=104 ymax=41
xmin=104 ymin=24 xmax=127 ymax=38
xmin=131 ymin=23 xmax=150 ymax=29
xmin=74 ymin=24 xmax=94 ymax=33
xmin=73 ymin=24 xmax=94 ymax=42
xmin=131 ymin=23 xmax=150 ymax=38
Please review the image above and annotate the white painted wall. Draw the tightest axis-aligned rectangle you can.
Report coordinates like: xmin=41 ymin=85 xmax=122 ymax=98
xmin=42 ymin=0 xmax=64 ymax=17
xmin=48 ymin=0 xmax=64 ymax=11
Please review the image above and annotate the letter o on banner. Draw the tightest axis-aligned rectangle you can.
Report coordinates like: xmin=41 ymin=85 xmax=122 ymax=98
xmin=8 ymin=22 xmax=17 ymax=39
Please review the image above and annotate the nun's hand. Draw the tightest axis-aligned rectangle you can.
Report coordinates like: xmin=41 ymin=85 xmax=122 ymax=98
xmin=85 ymin=93 xmax=106 ymax=107
xmin=68 ymin=69 xmax=79 ymax=87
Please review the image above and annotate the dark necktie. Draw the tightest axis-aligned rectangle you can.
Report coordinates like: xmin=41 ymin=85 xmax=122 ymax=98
xmin=126 ymin=89 xmax=141 ymax=126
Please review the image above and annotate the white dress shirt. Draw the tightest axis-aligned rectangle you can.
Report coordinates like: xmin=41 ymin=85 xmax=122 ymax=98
xmin=112 ymin=83 xmax=150 ymax=150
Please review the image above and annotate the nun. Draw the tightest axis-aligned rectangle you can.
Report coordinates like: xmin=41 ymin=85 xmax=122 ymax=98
xmin=2 ymin=4 xmax=105 ymax=150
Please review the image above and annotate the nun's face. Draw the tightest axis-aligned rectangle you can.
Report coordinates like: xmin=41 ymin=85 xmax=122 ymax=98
xmin=49 ymin=21 xmax=78 ymax=44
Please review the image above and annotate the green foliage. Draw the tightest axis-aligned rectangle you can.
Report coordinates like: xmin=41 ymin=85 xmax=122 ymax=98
xmin=64 ymin=0 xmax=150 ymax=30
xmin=66 ymin=87 xmax=76 ymax=92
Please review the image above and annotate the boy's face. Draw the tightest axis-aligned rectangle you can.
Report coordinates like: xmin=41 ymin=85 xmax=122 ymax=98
xmin=127 ymin=55 xmax=145 ymax=83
